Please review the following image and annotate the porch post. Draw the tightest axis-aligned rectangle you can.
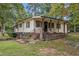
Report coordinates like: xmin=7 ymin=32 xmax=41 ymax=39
xmin=64 ymin=22 xmax=65 ymax=35
xmin=34 ymin=20 xmax=36 ymax=33
xmin=67 ymin=23 xmax=68 ymax=33
xmin=54 ymin=22 xmax=56 ymax=33
xmin=40 ymin=17 xmax=44 ymax=40
xmin=50 ymin=19 xmax=52 ymax=31
xmin=57 ymin=20 xmax=60 ymax=32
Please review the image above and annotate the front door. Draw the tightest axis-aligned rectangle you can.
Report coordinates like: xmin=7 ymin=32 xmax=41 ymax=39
xmin=44 ymin=22 xmax=48 ymax=32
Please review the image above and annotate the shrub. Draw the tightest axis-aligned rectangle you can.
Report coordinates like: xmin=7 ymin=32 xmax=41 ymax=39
xmin=8 ymin=32 xmax=17 ymax=38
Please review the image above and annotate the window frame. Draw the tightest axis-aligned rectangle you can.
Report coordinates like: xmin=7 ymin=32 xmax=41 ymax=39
xmin=26 ymin=22 xmax=30 ymax=28
xmin=56 ymin=23 xmax=61 ymax=28
xmin=36 ymin=21 xmax=41 ymax=27
xmin=19 ymin=23 xmax=22 ymax=28
xmin=51 ymin=23 xmax=54 ymax=28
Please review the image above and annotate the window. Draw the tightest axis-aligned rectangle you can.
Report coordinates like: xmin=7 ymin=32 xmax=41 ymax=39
xmin=26 ymin=22 xmax=30 ymax=28
xmin=57 ymin=23 xmax=61 ymax=28
xmin=36 ymin=21 xmax=41 ymax=27
xmin=19 ymin=24 xmax=22 ymax=28
xmin=49 ymin=23 xmax=54 ymax=28
xmin=16 ymin=25 xmax=18 ymax=29
xmin=51 ymin=23 xmax=54 ymax=28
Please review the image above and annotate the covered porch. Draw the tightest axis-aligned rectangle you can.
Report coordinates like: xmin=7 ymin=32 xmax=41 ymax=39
xmin=33 ymin=16 xmax=68 ymax=40
xmin=34 ymin=16 xmax=68 ymax=34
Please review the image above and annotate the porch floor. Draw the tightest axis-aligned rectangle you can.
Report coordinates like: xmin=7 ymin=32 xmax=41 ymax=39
xmin=31 ymin=32 xmax=65 ymax=40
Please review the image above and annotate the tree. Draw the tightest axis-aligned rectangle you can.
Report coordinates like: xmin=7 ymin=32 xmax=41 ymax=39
xmin=27 ymin=3 xmax=51 ymax=16
xmin=0 ymin=3 xmax=28 ymax=36
xmin=68 ymin=4 xmax=79 ymax=32
xmin=0 ymin=4 xmax=13 ymax=35
xmin=48 ymin=4 xmax=68 ymax=33
xmin=48 ymin=4 xmax=68 ymax=18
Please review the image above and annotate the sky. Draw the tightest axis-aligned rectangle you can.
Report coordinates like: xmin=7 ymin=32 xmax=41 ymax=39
xmin=22 ymin=3 xmax=33 ymax=14
xmin=22 ymin=3 xmax=29 ymax=11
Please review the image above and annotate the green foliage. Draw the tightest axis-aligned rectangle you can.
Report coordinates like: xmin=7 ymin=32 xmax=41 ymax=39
xmin=69 ymin=4 xmax=79 ymax=25
xmin=48 ymin=4 xmax=68 ymax=19
xmin=0 ymin=33 xmax=12 ymax=39
xmin=68 ymin=4 xmax=79 ymax=32
xmin=12 ymin=4 xmax=29 ymax=19
xmin=28 ymin=3 xmax=51 ymax=16
xmin=0 ymin=3 xmax=29 ymax=34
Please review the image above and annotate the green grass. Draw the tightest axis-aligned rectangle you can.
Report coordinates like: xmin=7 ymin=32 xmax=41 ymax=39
xmin=0 ymin=41 xmax=39 ymax=56
xmin=66 ymin=33 xmax=79 ymax=42
xmin=0 ymin=40 xmax=71 ymax=56
xmin=0 ymin=33 xmax=79 ymax=56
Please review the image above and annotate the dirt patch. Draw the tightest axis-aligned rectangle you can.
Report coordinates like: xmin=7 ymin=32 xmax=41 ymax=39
xmin=39 ymin=48 xmax=69 ymax=56
xmin=39 ymin=48 xmax=59 ymax=55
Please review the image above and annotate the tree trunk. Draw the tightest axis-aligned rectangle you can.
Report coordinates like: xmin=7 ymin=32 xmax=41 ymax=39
xmin=73 ymin=24 xmax=76 ymax=32
xmin=1 ymin=24 xmax=5 ymax=36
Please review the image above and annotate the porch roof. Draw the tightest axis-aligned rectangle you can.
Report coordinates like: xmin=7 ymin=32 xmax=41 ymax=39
xmin=14 ymin=16 xmax=68 ymax=27
xmin=41 ymin=16 xmax=63 ymax=20
xmin=41 ymin=16 xmax=68 ymax=23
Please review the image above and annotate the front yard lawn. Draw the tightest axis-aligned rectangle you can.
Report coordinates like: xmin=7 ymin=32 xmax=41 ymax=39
xmin=0 ymin=33 xmax=79 ymax=56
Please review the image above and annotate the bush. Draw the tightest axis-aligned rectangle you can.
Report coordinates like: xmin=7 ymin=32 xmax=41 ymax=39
xmin=12 ymin=33 xmax=17 ymax=37
xmin=7 ymin=32 xmax=17 ymax=38
xmin=0 ymin=33 xmax=13 ymax=41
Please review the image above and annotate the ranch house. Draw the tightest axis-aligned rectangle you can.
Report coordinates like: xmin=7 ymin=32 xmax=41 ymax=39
xmin=14 ymin=16 xmax=68 ymax=40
